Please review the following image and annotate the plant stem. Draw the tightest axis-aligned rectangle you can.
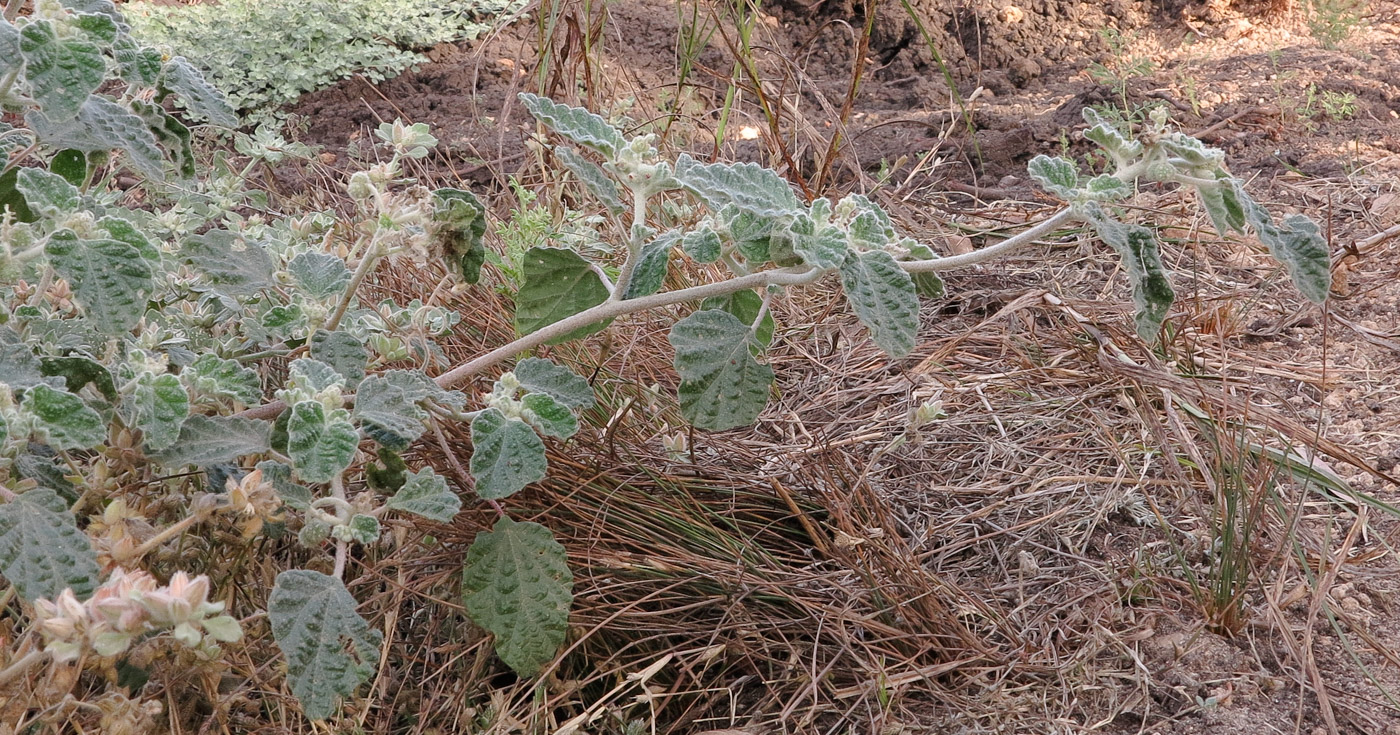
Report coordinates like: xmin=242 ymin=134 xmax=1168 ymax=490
xmin=326 ymin=240 xmax=382 ymax=332
xmin=126 ymin=510 xmax=212 ymax=561
xmin=0 ymin=648 xmax=48 ymax=687
xmin=900 ymin=207 xmax=1078 ymax=272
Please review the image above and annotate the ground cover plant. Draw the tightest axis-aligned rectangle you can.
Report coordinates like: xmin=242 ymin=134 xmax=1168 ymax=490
xmin=0 ymin=0 xmax=1352 ymax=728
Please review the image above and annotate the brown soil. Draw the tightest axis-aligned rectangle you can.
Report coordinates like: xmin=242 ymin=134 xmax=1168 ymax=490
xmin=284 ymin=1 xmax=1400 ymax=732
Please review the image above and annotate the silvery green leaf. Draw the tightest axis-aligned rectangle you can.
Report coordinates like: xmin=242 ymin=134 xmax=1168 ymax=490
xmin=130 ymin=99 xmax=195 ymax=179
xmin=461 ymin=517 xmax=573 ymax=676
xmin=46 ymin=230 xmax=152 ymax=335
xmin=0 ymin=489 xmax=99 ymax=602
xmin=287 ymin=401 xmax=359 ymax=484
xmin=673 ymin=154 xmax=801 ymax=217
xmin=113 ymin=39 xmax=162 ymax=87
xmin=1084 ymin=174 xmax=1130 ymax=201
xmin=18 ymin=21 xmax=105 ymax=122
xmin=681 ymin=227 xmax=721 ymax=263
xmin=286 ymin=253 xmax=350 ymax=299
xmin=23 ymin=384 xmax=105 ymax=450
xmin=385 ymin=467 xmax=460 ymax=522
xmin=521 ymin=392 xmax=577 ymax=439
xmin=97 ymin=215 xmax=160 ymax=264
xmin=469 ymin=409 xmax=547 ymax=500
xmin=518 ymin=92 xmax=625 ymax=157
xmin=514 ymin=358 xmax=594 ymax=410
xmin=256 ymin=460 xmax=311 ymax=511
xmin=269 ymin=570 xmax=383 ymax=721
xmin=15 ymin=168 xmax=81 ymax=217
xmin=287 ymin=358 xmax=345 ymax=394
xmin=622 ymin=229 xmax=679 ymax=300
xmin=309 ymin=330 xmax=368 ymax=389
xmin=669 ymin=309 xmax=774 ymax=431
xmin=129 ymin=372 xmax=189 ymax=452
xmin=1228 ymin=180 xmax=1331 ymax=303
xmin=1082 ymin=120 xmax=1143 ymax=160
xmin=374 ymin=369 xmax=464 ymax=408
xmin=1159 ymin=133 xmax=1222 ymax=168
xmin=15 ymin=453 xmax=77 ymax=502
xmin=352 ymin=374 xmax=428 ymax=451
xmin=154 ymin=415 xmax=271 ymax=467
xmin=49 ymin=149 xmax=87 ymax=186
xmin=40 ymin=356 xmax=116 ymax=401
xmin=700 ymin=290 xmax=774 ymax=350
xmin=185 ymin=354 xmax=262 ymax=405
xmin=514 ymin=247 xmax=612 ymax=343
xmin=344 ymin=514 xmax=379 ymax=544
xmin=902 ymin=240 xmax=946 ymax=299
xmin=555 ymin=146 xmax=624 ymax=212
xmin=1027 ymin=155 xmax=1080 ymax=200
xmin=1083 ymin=206 xmax=1175 ymax=341
xmin=786 ymin=220 xmax=847 ymax=270
xmin=1195 ymin=172 xmax=1247 ymax=236
xmin=58 ymin=0 xmax=125 ymax=28
xmin=838 ymin=250 xmax=920 ymax=358
xmin=430 ymin=188 xmax=487 ymax=285
xmin=0 ymin=168 xmax=35 ymax=222
xmin=180 ymin=229 xmax=275 ymax=297
xmin=71 ymin=12 xmax=119 ymax=44
xmin=298 ymin=519 xmax=331 ymax=546
xmin=159 ymin=57 xmax=239 ymax=128
xmin=848 ymin=210 xmax=892 ymax=250
xmin=0 ymin=343 xmax=49 ymax=389
xmin=0 ymin=18 xmax=19 ymax=78
xmin=27 ymin=96 xmax=166 ymax=180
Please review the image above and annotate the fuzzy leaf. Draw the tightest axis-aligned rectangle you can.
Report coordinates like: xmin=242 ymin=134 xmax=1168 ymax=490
xmin=790 ymin=222 xmax=847 ymax=270
xmin=1027 ymin=155 xmax=1080 ymax=200
xmin=154 ymin=415 xmax=271 ymax=467
xmin=0 ymin=344 xmax=49 ymax=389
xmin=681 ymin=227 xmax=722 ymax=264
xmin=514 ymin=247 xmax=612 ymax=343
xmin=903 ymin=241 xmax=946 ymax=299
xmin=514 ymin=358 xmax=594 ymax=410
xmin=555 ymin=147 xmax=624 ymax=212
xmin=344 ymin=514 xmax=379 ymax=544
xmin=838 ymin=250 xmax=920 ymax=358
xmin=469 ymin=409 xmax=547 ymax=500
xmin=701 ymin=290 xmax=774 ymax=350
xmin=269 ymin=570 xmax=383 ymax=721
xmin=39 ymin=356 xmax=116 ymax=401
xmin=180 ymin=229 xmax=275 ymax=297
xmin=431 ymin=188 xmax=488 ymax=285
xmin=287 ymin=358 xmax=346 ymax=394
xmin=673 ymin=154 xmax=801 ymax=217
xmin=128 ymin=372 xmax=189 ymax=452
xmin=16 ymin=167 xmax=81 ymax=217
xmin=461 ymin=517 xmax=573 ymax=676
xmin=257 ymin=460 xmax=311 ymax=511
xmin=27 ymin=96 xmax=166 ymax=179
xmin=309 ymin=330 xmax=368 ymax=389
xmin=622 ymin=229 xmax=679 ymax=300
xmin=15 ymin=454 xmax=77 ymax=503
xmin=1230 ymin=181 xmax=1331 ymax=303
xmin=287 ymin=252 xmax=351 ymax=298
xmin=97 ymin=215 xmax=161 ymax=264
xmin=0 ymin=18 xmax=19 ymax=78
xmin=130 ymin=99 xmax=195 ymax=179
xmin=113 ymin=39 xmax=162 ymax=87
xmin=1083 ymin=206 xmax=1175 ymax=341
xmin=1084 ymin=174 xmax=1130 ymax=201
xmin=49 ymin=149 xmax=88 ymax=187
xmin=46 ymin=230 xmax=153 ymax=335
xmin=0 ymin=489 xmax=99 ymax=602
xmin=521 ymin=392 xmax=577 ymax=439
xmin=669 ymin=309 xmax=774 ymax=431
xmin=352 ymin=374 xmax=429 ymax=451
xmin=287 ymin=401 xmax=359 ymax=484
xmin=159 ymin=57 xmax=239 ymax=128
xmin=1082 ymin=120 xmax=1143 ymax=161
xmin=24 ymin=384 xmax=105 ymax=450
xmin=185 ymin=354 xmax=262 ymax=405
xmin=18 ymin=21 xmax=106 ymax=122
xmin=518 ymin=93 xmax=624 ymax=157
xmin=385 ymin=468 xmax=460 ymax=522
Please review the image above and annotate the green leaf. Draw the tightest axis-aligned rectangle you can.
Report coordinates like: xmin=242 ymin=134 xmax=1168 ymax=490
xmin=681 ymin=227 xmax=722 ymax=263
xmin=0 ymin=168 xmax=37 ymax=223
xmin=180 ymin=229 xmax=276 ymax=297
xmin=185 ymin=354 xmax=262 ymax=405
xmin=256 ymin=460 xmax=311 ymax=511
xmin=521 ymin=392 xmax=578 ymax=439
xmin=18 ymin=21 xmax=106 ymax=122
xmin=1083 ymin=206 xmax=1175 ymax=341
xmin=518 ymin=92 xmax=625 ymax=158
xmin=15 ymin=168 xmax=81 ymax=218
xmin=159 ymin=57 xmax=239 ymax=128
xmin=47 ymin=230 xmax=153 ymax=335
xmin=71 ymin=12 xmax=119 ymax=45
xmin=469 ymin=409 xmax=547 ymax=500
xmin=668 ymin=309 xmax=774 ymax=431
xmin=701 ymin=290 xmax=774 ymax=349
xmin=385 ymin=467 xmax=460 ymax=522
xmin=0 ymin=489 xmax=100 ymax=602
xmin=903 ymin=241 xmax=946 ymax=299
xmin=1027 ymin=155 xmax=1079 ymax=200
xmin=838 ymin=250 xmax=920 ymax=358
xmin=49 ymin=150 xmax=88 ymax=187
xmin=26 ymin=96 xmax=167 ymax=179
xmin=352 ymin=374 xmax=429 ymax=451
xmin=268 ymin=570 xmax=383 ymax=721
xmin=309 ymin=330 xmax=368 ymax=389
xmin=97 ymin=215 xmax=161 ymax=264
xmin=128 ymin=373 xmax=189 ymax=452
xmin=461 ymin=517 xmax=573 ymax=676
xmin=622 ymin=229 xmax=679 ymax=300
xmin=39 ymin=356 xmax=116 ymax=401
xmin=287 ymin=401 xmax=359 ymax=484
xmin=430 ymin=188 xmax=488 ymax=285
xmin=514 ymin=358 xmax=594 ymax=410
xmin=153 ymin=415 xmax=271 ymax=467
xmin=514 ymin=247 xmax=612 ymax=343
xmin=1084 ymin=174 xmax=1130 ymax=201
xmin=113 ymin=39 xmax=163 ymax=87
xmin=789 ymin=222 xmax=847 ymax=270
xmin=555 ymin=147 xmax=624 ymax=212
xmin=287 ymin=358 xmax=345 ymax=394
xmin=343 ymin=514 xmax=379 ymax=544
xmin=24 ymin=384 xmax=105 ymax=450
xmin=0 ymin=344 xmax=48 ymax=389
xmin=1082 ymin=119 xmax=1143 ymax=161
xmin=0 ymin=18 xmax=19 ymax=79
xmin=673 ymin=154 xmax=801 ymax=217
xmin=15 ymin=454 xmax=77 ymax=503
xmin=130 ymin=99 xmax=195 ymax=179
xmin=1229 ymin=181 xmax=1331 ymax=303
xmin=1196 ymin=172 xmax=1247 ymax=237
xmin=847 ymin=210 xmax=891 ymax=250
xmin=365 ymin=447 xmax=408 ymax=494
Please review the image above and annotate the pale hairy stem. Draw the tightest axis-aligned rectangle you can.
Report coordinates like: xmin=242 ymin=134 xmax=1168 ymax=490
xmin=330 ymin=475 xmax=348 ymax=579
xmin=607 ymin=186 xmax=649 ymax=302
xmin=326 ymin=239 xmax=382 ymax=333
xmin=0 ymin=648 xmax=48 ymax=687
